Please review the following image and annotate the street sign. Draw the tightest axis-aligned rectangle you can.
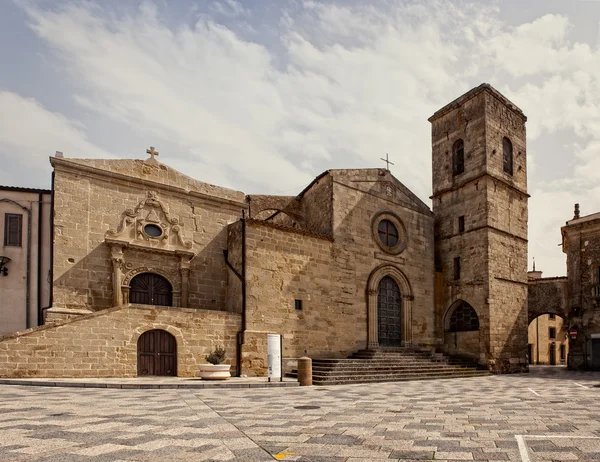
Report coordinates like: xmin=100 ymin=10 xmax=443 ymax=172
xmin=569 ymin=327 xmax=578 ymax=340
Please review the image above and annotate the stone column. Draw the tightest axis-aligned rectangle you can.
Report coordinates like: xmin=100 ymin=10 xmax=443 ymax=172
xmin=367 ymin=289 xmax=379 ymax=349
xmin=110 ymin=245 xmax=125 ymax=306
xmin=402 ymin=294 xmax=413 ymax=347
xmin=179 ymin=256 xmax=191 ymax=308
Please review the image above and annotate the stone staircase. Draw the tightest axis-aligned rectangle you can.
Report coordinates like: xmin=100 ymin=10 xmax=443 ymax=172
xmin=288 ymin=348 xmax=490 ymax=385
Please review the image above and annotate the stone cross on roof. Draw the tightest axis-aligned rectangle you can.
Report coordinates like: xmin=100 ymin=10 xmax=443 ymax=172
xmin=146 ymin=146 xmax=159 ymax=161
xmin=380 ymin=153 xmax=394 ymax=171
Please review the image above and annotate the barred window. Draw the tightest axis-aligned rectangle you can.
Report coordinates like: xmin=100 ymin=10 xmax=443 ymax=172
xmin=447 ymin=301 xmax=479 ymax=332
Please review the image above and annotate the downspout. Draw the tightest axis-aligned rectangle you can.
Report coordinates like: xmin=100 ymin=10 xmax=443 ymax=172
xmin=37 ymin=192 xmax=43 ymax=326
xmin=241 ymin=209 xmax=247 ymax=361
xmin=25 ymin=206 xmax=32 ymax=329
xmin=48 ymin=171 xmax=55 ymax=320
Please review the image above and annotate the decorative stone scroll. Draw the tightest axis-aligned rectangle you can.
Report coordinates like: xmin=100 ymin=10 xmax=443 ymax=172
xmin=106 ymin=191 xmax=193 ymax=250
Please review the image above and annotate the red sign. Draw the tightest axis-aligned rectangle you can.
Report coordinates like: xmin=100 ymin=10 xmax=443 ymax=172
xmin=569 ymin=328 xmax=578 ymax=340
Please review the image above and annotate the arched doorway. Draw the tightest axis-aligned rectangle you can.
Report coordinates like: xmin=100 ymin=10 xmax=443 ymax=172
xmin=137 ymin=329 xmax=177 ymax=376
xmin=378 ymin=276 xmax=402 ymax=347
xmin=130 ymin=273 xmax=172 ymax=306
xmin=528 ymin=313 xmax=568 ymax=365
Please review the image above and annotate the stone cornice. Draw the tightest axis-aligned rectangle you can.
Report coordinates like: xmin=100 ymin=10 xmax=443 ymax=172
xmin=431 ymin=172 xmax=529 ymax=199
xmin=51 ymin=157 xmax=247 ymax=210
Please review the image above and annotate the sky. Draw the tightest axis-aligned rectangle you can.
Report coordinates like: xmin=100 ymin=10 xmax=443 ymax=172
xmin=2 ymin=0 xmax=600 ymax=277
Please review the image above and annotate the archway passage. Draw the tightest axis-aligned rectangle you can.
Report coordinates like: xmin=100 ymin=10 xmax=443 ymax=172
xmin=378 ymin=276 xmax=402 ymax=347
xmin=130 ymin=273 xmax=172 ymax=306
xmin=137 ymin=329 xmax=177 ymax=376
xmin=528 ymin=313 xmax=568 ymax=366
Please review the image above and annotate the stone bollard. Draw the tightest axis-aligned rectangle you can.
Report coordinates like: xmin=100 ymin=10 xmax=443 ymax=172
xmin=297 ymin=357 xmax=312 ymax=386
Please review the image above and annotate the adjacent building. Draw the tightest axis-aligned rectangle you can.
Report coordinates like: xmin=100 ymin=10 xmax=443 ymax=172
xmin=562 ymin=206 xmax=600 ymax=370
xmin=0 ymin=186 xmax=52 ymax=335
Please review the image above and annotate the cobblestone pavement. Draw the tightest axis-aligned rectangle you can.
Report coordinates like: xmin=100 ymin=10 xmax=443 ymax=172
xmin=1 ymin=367 xmax=599 ymax=461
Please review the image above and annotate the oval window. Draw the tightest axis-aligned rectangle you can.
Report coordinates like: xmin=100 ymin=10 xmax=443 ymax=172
xmin=377 ymin=219 xmax=398 ymax=247
xmin=144 ymin=224 xmax=163 ymax=237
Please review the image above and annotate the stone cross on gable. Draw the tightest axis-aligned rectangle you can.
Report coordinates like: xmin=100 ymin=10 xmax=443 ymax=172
xmin=146 ymin=146 xmax=159 ymax=160
xmin=380 ymin=153 xmax=394 ymax=171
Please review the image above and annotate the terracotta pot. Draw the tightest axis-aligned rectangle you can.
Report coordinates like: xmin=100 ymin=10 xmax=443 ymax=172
xmin=199 ymin=364 xmax=231 ymax=380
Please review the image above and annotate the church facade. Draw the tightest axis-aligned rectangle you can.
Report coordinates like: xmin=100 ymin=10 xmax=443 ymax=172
xmin=0 ymin=84 xmax=530 ymax=378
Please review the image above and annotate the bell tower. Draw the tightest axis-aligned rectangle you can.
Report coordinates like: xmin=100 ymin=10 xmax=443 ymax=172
xmin=429 ymin=83 xmax=529 ymax=373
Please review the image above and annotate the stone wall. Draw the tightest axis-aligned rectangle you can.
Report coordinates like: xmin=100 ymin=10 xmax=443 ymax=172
xmin=242 ymin=221 xmax=336 ymax=375
xmin=527 ymin=277 xmax=568 ymax=322
xmin=302 ymin=173 xmax=333 ymax=236
xmin=443 ymin=331 xmax=480 ymax=359
xmin=51 ymin=158 xmax=245 ymax=312
xmin=0 ymin=304 xmax=240 ymax=378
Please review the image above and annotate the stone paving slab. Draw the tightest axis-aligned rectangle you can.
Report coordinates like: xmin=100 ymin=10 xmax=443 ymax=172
xmin=0 ymin=367 xmax=600 ymax=460
xmin=0 ymin=377 xmax=299 ymax=389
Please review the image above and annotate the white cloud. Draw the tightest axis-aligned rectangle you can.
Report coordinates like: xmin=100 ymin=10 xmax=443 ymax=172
xmin=0 ymin=91 xmax=110 ymax=187
xmin=9 ymin=0 xmax=600 ymax=276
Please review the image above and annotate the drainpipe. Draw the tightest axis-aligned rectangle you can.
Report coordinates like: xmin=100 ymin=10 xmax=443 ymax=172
xmin=37 ymin=192 xmax=43 ymax=326
xmin=239 ymin=210 xmax=247 ymax=377
xmin=25 ymin=205 xmax=32 ymax=329
xmin=48 ymin=171 xmax=55 ymax=320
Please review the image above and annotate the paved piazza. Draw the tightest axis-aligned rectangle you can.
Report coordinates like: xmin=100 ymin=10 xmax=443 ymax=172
xmin=1 ymin=367 xmax=600 ymax=461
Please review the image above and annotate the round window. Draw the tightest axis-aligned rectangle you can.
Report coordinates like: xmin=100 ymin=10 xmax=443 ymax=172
xmin=371 ymin=212 xmax=407 ymax=255
xmin=377 ymin=219 xmax=399 ymax=247
xmin=144 ymin=224 xmax=163 ymax=237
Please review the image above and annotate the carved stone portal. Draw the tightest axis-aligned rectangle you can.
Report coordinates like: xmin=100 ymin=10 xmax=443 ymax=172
xmin=105 ymin=191 xmax=196 ymax=308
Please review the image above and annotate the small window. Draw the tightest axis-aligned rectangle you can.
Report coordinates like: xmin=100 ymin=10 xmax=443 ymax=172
xmin=144 ymin=224 xmax=163 ymax=238
xmin=548 ymin=313 xmax=555 ymax=320
xmin=503 ymin=137 xmax=513 ymax=175
xmin=549 ymin=327 xmax=556 ymax=339
xmin=377 ymin=219 xmax=399 ymax=247
xmin=294 ymin=299 xmax=303 ymax=311
xmin=453 ymin=257 xmax=461 ymax=280
xmin=453 ymin=139 xmax=465 ymax=176
xmin=458 ymin=216 xmax=465 ymax=233
xmin=4 ymin=214 xmax=22 ymax=246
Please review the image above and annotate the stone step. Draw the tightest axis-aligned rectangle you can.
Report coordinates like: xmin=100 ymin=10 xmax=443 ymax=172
xmin=312 ymin=371 xmax=490 ymax=386
xmin=310 ymin=365 xmax=479 ymax=373
xmin=290 ymin=348 xmax=488 ymax=385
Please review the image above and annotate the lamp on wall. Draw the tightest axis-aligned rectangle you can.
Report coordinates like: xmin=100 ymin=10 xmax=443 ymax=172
xmin=0 ymin=256 xmax=11 ymax=276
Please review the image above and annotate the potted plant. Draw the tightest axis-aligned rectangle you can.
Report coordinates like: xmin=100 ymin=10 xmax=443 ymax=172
xmin=199 ymin=346 xmax=231 ymax=380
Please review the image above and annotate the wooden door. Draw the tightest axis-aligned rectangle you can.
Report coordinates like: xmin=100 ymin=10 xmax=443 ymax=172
xmin=378 ymin=276 xmax=402 ymax=347
xmin=130 ymin=273 xmax=172 ymax=306
xmin=137 ymin=330 xmax=177 ymax=376
xmin=549 ymin=343 xmax=556 ymax=365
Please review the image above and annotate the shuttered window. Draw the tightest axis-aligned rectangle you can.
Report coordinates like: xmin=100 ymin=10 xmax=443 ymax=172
xmin=4 ymin=214 xmax=22 ymax=246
